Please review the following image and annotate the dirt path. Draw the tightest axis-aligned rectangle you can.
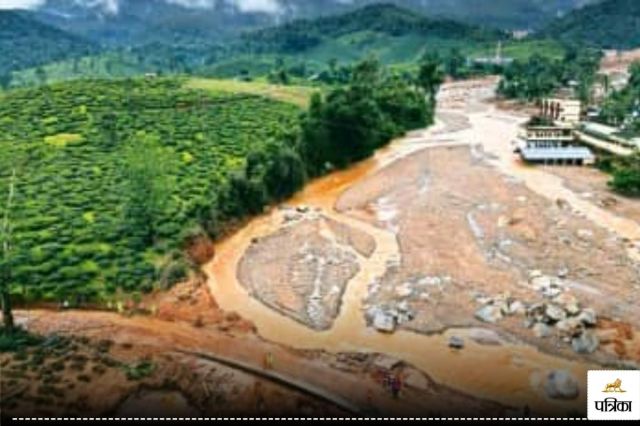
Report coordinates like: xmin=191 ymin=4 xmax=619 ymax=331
xmin=13 ymin=309 xmax=504 ymax=417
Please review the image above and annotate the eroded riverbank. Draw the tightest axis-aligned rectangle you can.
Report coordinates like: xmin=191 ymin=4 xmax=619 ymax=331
xmin=207 ymin=78 xmax=640 ymax=416
xmin=4 ymin=78 xmax=639 ymax=418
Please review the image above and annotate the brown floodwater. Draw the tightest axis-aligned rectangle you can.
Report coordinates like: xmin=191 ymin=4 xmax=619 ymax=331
xmin=206 ymin=80 xmax=637 ymax=415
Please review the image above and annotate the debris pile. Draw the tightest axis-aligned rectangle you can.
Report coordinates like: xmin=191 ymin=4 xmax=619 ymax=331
xmin=473 ymin=270 xmax=601 ymax=355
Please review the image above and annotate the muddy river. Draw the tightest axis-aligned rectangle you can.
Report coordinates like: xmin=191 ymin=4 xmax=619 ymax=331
xmin=206 ymin=79 xmax=640 ymax=415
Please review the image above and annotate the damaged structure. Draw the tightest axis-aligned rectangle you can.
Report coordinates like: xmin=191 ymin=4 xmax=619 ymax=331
xmin=515 ymin=99 xmax=596 ymax=166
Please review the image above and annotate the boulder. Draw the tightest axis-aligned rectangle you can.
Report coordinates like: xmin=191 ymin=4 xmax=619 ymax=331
xmin=542 ymin=282 xmax=563 ymax=299
xmin=373 ymin=311 xmax=396 ymax=333
xmin=571 ymin=331 xmax=599 ymax=354
xmin=448 ymin=336 xmax=465 ymax=349
xmin=557 ymin=267 xmax=569 ymax=279
xmin=545 ymin=304 xmax=567 ymax=323
xmin=507 ymin=301 xmax=526 ymax=315
xmin=554 ymin=293 xmax=580 ymax=316
xmin=533 ymin=323 xmax=552 ymax=338
xmin=475 ymin=305 xmax=503 ymax=324
xmin=531 ymin=276 xmax=552 ymax=291
xmin=395 ymin=284 xmax=413 ymax=298
xmin=544 ymin=370 xmax=580 ymax=400
xmin=468 ymin=328 xmax=503 ymax=346
xmin=556 ymin=317 xmax=584 ymax=336
xmin=577 ymin=309 xmax=597 ymax=327
xmin=526 ymin=303 xmax=546 ymax=323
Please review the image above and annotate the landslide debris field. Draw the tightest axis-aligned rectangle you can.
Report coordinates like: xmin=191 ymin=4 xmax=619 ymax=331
xmin=4 ymin=79 xmax=640 ymax=418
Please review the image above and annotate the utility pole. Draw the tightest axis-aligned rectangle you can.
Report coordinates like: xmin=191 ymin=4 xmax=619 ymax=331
xmin=1 ymin=168 xmax=16 ymax=331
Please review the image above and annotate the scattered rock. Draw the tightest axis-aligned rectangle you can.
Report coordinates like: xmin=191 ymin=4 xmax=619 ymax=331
xmin=577 ymin=229 xmax=594 ymax=241
xmin=475 ymin=295 xmax=494 ymax=306
xmin=554 ymin=294 xmax=580 ymax=316
xmin=468 ymin=328 xmax=503 ymax=346
xmin=507 ymin=300 xmax=525 ymax=315
xmin=475 ymin=305 xmax=503 ymax=324
xmin=571 ymin=331 xmax=599 ymax=354
xmin=544 ymin=370 xmax=579 ymax=400
xmin=395 ymin=284 xmax=413 ymax=298
xmin=556 ymin=317 xmax=584 ymax=337
xmin=526 ymin=303 xmax=546 ymax=323
xmin=372 ymin=311 xmax=396 ymax=333
xmin=545 ymin=304 xmax=567 ymax=323
xmin=448 ymin=336 xmax=465 ymax=349
xmin=529 ymin=270 xmax=543 ymax=280
xmin=543 ymin=284 xmax=563 ymax=299
xmin=557 ymin=267 xmax=569 ymax=279
xmin=577 ymin=309 xmax=597 ymax=327
xmin=533 ymin=323 xmax=552 ymax=338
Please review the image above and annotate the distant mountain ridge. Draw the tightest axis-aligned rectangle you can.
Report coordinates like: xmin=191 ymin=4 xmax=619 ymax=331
xmin=242 ymin=3 xmax=504 ymax=55
xmin=542 ymin=0 xmax=640 ymax=49
xmin=0 ymin=10 xmax=94 ymax=78
xmin=18 ymin=0 xmax=599 ymax=48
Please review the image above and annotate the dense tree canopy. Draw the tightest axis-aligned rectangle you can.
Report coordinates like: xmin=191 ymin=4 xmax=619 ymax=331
xmin=497 ymin=48 xmax=602 ymax=102
xmin=300 ymin=57 xmax=435 ymax=176
xmin=541 ymin=0 xmax=640 ymax=50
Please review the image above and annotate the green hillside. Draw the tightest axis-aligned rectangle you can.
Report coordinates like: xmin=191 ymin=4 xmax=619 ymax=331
xmin=242 ymin=4 xmax=504 ymax=56
xmin=198 ymin=3 xmax=507 ymax=78
xmin=0 ymin=11 xmax=94 ymax=82
xmin=0 ymin=78 xmax=300 ymax=303
xmin=542 ymin=0 xmax=640 ymax=49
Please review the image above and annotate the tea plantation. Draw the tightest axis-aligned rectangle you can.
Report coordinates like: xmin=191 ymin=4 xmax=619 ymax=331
xmin=0 ymin=78 xmax=301 ymax=304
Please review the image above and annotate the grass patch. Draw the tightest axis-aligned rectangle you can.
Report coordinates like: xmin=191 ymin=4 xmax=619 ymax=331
xmin=185 ymin=78 xmax=317 ymax=108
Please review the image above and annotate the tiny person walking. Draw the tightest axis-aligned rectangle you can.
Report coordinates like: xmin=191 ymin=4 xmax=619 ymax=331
xmin=264 ymin=352 xmax=274 ymax=369
xmin=391 ymin=375 xmax=402 ymax=399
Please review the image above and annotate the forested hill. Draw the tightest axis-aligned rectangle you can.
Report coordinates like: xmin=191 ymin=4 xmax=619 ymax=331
xmin=241 ymin=4 xmax=505 ymax=55
xmin=29 ymin=1 xmax=597 ymax=48
xmin=541 ymin=0 xmax=640 ymax=49
xmin=0 ymin=11 xmax=94 ymax=80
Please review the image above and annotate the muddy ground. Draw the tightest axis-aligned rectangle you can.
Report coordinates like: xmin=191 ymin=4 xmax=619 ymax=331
xmin=2 ymin=279 xmax=510 ymax=418
xmin=4 ymin=77 xmax=640 ymax=419
xmin=338 ymin=144 xmax=640 ymax=362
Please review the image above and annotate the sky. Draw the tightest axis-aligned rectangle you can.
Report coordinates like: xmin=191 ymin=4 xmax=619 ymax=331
xmin=0 ymin=0 xmax=284 ymax=13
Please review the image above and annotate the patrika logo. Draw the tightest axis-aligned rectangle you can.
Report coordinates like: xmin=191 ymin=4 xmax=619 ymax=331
xmin=588 ymin=371 xmax=640 ymax=421
xmin=603 ymin=378 xmax=626 ymax=393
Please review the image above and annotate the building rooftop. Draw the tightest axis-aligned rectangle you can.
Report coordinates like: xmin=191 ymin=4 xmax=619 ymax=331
xmin=521 ymin=147 xmax=595 ymax=161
